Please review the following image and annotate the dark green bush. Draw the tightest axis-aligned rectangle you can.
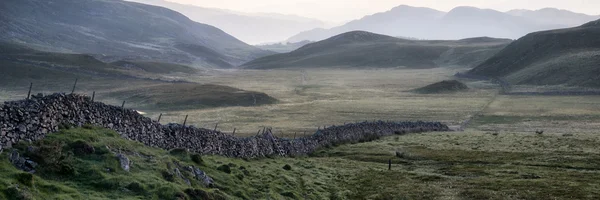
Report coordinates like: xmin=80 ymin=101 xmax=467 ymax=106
xmin=191 ymin=154 xmax=203 ymax=165
xmin=161 ymin=171 xmax=175 ymax=182
xmin=217 ymin=164 xmax=231 ymax=174
xmin=282 ymin=164 xmax=292 ymax=171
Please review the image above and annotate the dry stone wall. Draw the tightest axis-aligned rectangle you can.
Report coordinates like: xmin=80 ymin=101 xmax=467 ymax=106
xmin=0 ymin=93 xmax=449 ymax=158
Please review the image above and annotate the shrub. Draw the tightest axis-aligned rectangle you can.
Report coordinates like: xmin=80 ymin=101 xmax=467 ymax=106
xmin=25 ymin=140 xmax=75 ymax=175
xmin=161 ymin=170 xmax=175 ymax=182
xmin=190 ymin=154 xmax=204 ymax=165
xmin=69 ymin=140 xmax=95 ymax=156
xmin=217 ymin=164 xmax=231 ymax=174
xmin=282 ymin=164 xmax=292 ymax=171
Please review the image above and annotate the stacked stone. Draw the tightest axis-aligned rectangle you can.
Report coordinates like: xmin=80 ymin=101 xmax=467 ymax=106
xmin=0 ymin=93 xmax=450 ymax=158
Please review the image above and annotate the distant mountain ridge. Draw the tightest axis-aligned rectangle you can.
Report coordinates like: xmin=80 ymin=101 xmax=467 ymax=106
xmin=255 ymin=40 xmax=314 ymax=53
xmin=126 ymin=0 xmax=329 ymax=44
xmin=242 ymin=31 xmax=512 ymax=69
xmin=468 ymin=19 xmax=600 ymax=88
xmin=288 ymin=5 xmax=599 ymax=42
xmin=0 ymin=0 xmax=272 ymax=68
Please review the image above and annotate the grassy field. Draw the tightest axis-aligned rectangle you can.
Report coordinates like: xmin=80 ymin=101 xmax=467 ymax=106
xmin=151 ymin=68 xmax=496 ymax=135
xmin=2 ymin=67 xmax=600 ymax=199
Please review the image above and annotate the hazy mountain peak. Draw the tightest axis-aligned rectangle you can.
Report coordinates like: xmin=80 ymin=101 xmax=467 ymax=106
xmin=447 ymin=6 xmax=504 ymax=15
xmin=327 ymin=31 xmax=394 ymax=42
xmin=126 ymin=0 xmax=329 ymax=44
xmin=289 ymin=5 xmax=596 ymax=42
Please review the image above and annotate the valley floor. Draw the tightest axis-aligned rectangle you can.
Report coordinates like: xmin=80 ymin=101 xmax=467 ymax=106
xmin=2 ymin=68 xmax=600 ymax=199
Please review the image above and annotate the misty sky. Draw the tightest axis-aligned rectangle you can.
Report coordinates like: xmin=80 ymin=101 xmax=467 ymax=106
xmin=166 ymin=0 xmax=600 ymax=23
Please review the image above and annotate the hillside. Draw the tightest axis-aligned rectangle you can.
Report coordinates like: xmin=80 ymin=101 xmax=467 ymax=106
xmin=108 ymin=83 xmax=279 ymax=110
xmin=126 ymin=0 xmax=328 ymax=44
xmin=0 ymin=43 xmax=278 ymax=110
xmin=0 ymin=43 xmax=198 ymax=85
xmin=287 ymin=5 xmax=598 ymax=42
xmin=468 ymin=19 xmax=600 ymax=88
xmin=412 ymin=80 xmax=469 ymax=94
xmin=255 ymin=40 xmax=314 ymax=53
xmin=242 ymin=31 xmax=511 ymax=69
xmin=0 ymin=0 xmax=272 ymax=68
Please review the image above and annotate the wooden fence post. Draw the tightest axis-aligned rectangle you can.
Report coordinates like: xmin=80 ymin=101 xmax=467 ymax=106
xmin=26 ymin=82 xmax=32 ymax=100
xmin=388 ymin=159 xmax=391 ymax=170
xmin=232 ymin=128 xmax=236 ymax=136
xmin=71 ymin=78 xmax=78 ymax=94
xmin=183 ymin=115 xmax=188 ymax=127
xmin=121 ymin=101 xmax=125 ymax=114
xmin=157 ymin=113 xmax=162 ymax=123
xmin=91 ymin=91 xmax=95 ymax=102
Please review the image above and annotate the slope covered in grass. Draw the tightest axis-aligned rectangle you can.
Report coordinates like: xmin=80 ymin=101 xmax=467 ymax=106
xmin=468 ymin=19 xmax=600 ymax=87
xmin=242 ymin=31 xmax=511 ymax=69
xmin=3 ymin=126 xmax=600 ymax=199
xmin=108 ymin=83 xmax=278 ymax=110
xmin=0 ymin=127 xmax=341 ymax=199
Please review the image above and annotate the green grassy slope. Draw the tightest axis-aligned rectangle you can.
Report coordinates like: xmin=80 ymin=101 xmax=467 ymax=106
xmin=468 ymin=19 xmax=600 ymax=87
xmin=108 ymin=83 xmax=279 ymax=110
xmin=3 ymin=127 xmax=600 ymax=199
xmin=242 ymin=31 xmax=511 ymax=69
xmin=0 ymin=127 xmax=349 ymax=200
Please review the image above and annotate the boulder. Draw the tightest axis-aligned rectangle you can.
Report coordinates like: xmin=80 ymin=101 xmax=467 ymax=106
xmin=117 ymin=154 xmax=131 ymax=172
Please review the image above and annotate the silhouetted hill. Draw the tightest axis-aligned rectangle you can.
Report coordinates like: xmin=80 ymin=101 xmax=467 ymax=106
xmin=126 ymin=0 xmax=329 ymax=44
xmin=242 ymin=31 xmax=511 ymax=69
xmin=468 ymin=19 xmax=600 ymax=87
xmin=0 ymin=0 xmax=272 ymax=68
xmin=287 ymin=5 xmax=597 ymax=42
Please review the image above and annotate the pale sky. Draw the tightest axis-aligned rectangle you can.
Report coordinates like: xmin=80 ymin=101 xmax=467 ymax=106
xmin=166 ymin=0 xmax=600 ymax=23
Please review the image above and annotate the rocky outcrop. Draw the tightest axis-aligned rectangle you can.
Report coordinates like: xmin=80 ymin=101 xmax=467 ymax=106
xmin=0 ymin=93 xmax=449 ymax=158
